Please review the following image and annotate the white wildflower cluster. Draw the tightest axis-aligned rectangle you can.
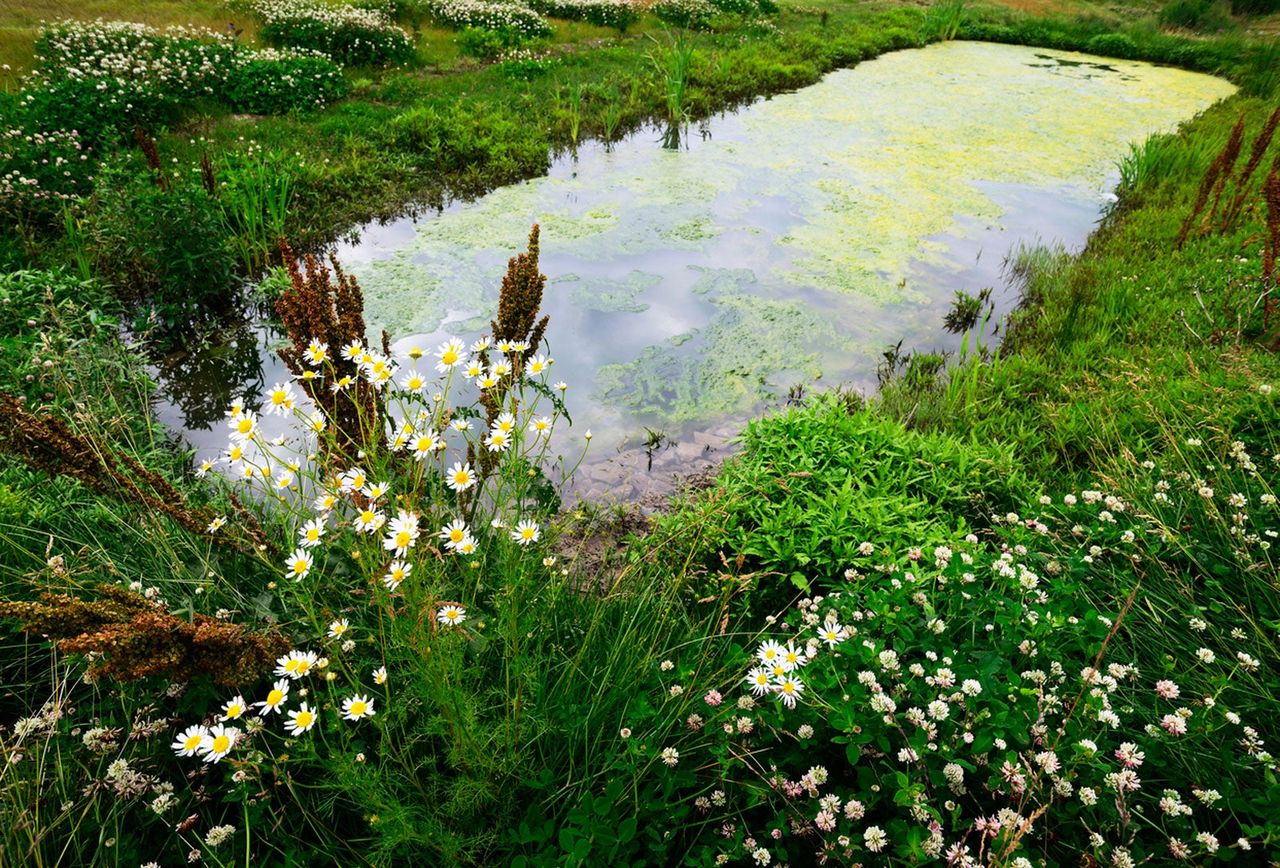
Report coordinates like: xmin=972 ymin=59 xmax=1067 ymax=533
xmin=236 ymin=0 xmax=415 ymax=64
xmin=425 ymin=0 xmax=553 ymax=37
xmin=0 ymin=127 xmax=89 ymax=211
xmin=691 ymin=501 xmax=1276 ymax=866
xmin=29 ymin=18 xmax=343 ymax=102
xmin=525 ymin=0 xmax=640 ymax=29
xmin=651 ymin=0 xmax=718 ymax=28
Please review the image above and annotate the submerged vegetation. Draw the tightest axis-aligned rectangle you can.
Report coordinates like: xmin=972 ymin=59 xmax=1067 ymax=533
xmin=1 ymin=0 xmax=1280 ymax=864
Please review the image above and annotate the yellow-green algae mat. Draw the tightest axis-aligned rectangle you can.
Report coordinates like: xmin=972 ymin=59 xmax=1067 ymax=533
xmin=337 ymin=40 xmax=1233 ymax=485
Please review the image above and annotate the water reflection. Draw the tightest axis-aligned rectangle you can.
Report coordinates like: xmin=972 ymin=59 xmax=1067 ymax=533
xmin=150 ymin=42 xmax=1234 ymax=504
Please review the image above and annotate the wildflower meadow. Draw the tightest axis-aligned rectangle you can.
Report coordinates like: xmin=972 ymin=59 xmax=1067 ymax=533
xmin=1 ymin=0 xmax=1279 ymax=864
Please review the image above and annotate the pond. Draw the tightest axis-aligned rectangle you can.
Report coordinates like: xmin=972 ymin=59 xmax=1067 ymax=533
xmin=153 ymin=40 xmax=1234 ymax=503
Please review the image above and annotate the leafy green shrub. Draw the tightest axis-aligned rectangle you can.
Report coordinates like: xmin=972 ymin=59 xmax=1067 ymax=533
xmin=240 ymin=0 xmax=416 ymax=65
xmin=15 ymin=20 xmax=346 ymax=151
xmin=15 ymin=75 xmax=182 ymax=150
xmin=221 ymin=53 xmax=350 ymax=113
xmin=0 ymin=127 xmax=93 ymax=225
xmin=527 ymin=0 xmax=640 ymax=29
xmin=652 ymin=0 xmax=718 ymax=29
xmin=456 ymin=25 xmax=525 ymax=58
xmin=386 ymin=102 xmax=551 ymax=180
xmin=1085 ymin=32 xmax=1141 ymax=58
xmin=661 ymin=396 xmax=1030 ymax=604
xmin=496 ymin=48 xmax=562 ymax=79
xmin=424 ymin=0 xmax=552 ymax=38
xmin=89 ymin=167 xmax=236 ymax=320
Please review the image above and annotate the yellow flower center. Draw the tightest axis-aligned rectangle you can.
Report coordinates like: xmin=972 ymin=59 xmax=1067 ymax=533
xmin=237 ymin=418 xmax=253 ymax=434
xmin=284 ymin=660 xmax=300 ymax=673
xmin=395 ymin=531 xmax=411 ymax=547
xmin=272 ymin=392 xmax=286 ymax=405
xmin=449 ymin=529 xmax=464 ymax=543
xmin=184 ymin=734 xmax=203 ymax=751
xmin=441 ymin=350 xmax=458 ymax=365
xmin=307 ymin=529 xmax=319 ymax=541
xmin=360 ymin=511 xmax=375 ymax=524
xmin=521 ymin=528 xmax=535 ymax=539
xmin=454 ymin=471 xmax=469 ymax=484
xmin=229 ymin=446 xmax=243 ymax=460
xmin=782 ymin=683 xmax=795 ymax=695
xmin=211 ymin=735 xmax=231 ymax=753
xmin=349 ymin=701 xmax=367 ymax=716
xmin=227 ymin=704 xmax=243 ymax=718
xmin=295 ymin=660 xmax=311 ymax=675
xmin=295 ymin=710 xmax=313 ymax=729
xmin=292 ymin=559 xmax=307 ymax=574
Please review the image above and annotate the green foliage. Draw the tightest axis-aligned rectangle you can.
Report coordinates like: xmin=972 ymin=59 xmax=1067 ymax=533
xmin=1085 ymin=31 xmax=1140 ymax=58
xmin=15 ymin=75 xmax=182 ymax=151
xmin=213 ymin=149 xmax=297 ymax=273
xmin=1229 ymin=0 xmax=1280 ymax=13
xmin=0 ymin=269 xmax=116 ymax=401
xmin=652 ymin=0 xmax=718 ymax=30
xmin=88 ymin=165 xmax=237 ymax=321
xmin=660 ymin=396 xmax=1031 ymax=606
xmin=1159 ymin=0 xmax=1237 ymax=33
xmin=241 ymin=0 xmax=417 ymax=65
xmin=455 ymin=25 xmax=526 ymax=58
xmin=526 ymin=0 xmax=641 ymax=31
xmin=0 ymin=127 xmax=94 ymax=227
xmin=386 ymin=101 xmax=551 ymax=182
xmin=221 ymin=54 xmax=350 ymax=114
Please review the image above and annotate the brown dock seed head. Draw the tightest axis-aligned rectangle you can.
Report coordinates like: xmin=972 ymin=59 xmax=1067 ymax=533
xmin=0 ymin=584 xmax=290 ymax=688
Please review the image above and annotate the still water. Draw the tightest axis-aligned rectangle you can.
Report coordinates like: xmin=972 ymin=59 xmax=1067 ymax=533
xmin=153 ymin=41 xmax=1234 ymax=502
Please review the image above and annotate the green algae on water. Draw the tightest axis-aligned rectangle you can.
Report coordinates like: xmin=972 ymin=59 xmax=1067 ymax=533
xmin=340 ymin=41 xmax=1233 ymax=447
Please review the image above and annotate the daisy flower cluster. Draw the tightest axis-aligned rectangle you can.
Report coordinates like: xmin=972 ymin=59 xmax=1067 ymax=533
xmin=169 ymin=646 xmax=378 ymax=769
xmin=182 ymin=284 xmax=574 ymax=768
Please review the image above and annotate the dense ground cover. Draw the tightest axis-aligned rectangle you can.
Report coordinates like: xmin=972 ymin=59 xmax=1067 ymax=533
xmin=0 ymin=0 xmax=1278 ymax=863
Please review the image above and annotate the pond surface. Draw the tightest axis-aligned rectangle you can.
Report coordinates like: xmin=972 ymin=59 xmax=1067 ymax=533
xmin=154 ymin=41 xmax=1234 ymax=502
